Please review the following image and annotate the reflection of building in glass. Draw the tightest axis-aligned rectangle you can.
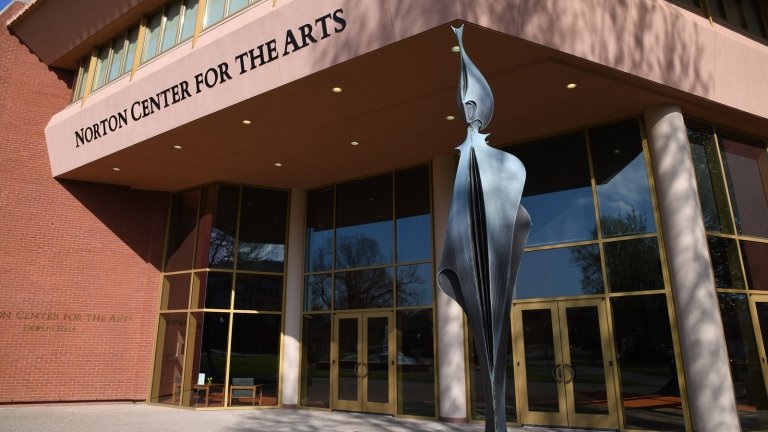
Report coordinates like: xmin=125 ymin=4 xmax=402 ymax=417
xmin=2 ymin=0 xmax=768 ymax=431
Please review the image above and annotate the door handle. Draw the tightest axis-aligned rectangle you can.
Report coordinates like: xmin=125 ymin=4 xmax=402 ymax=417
xmin=354 ymin=362 xmax=362 ymax=377
xmin=563 ymin=364 xmax=576 ymax=384
xmin=360 ymin=363 xmax=369 ymax=378
xmin=552 ymin=364 xmax=563 ymax=382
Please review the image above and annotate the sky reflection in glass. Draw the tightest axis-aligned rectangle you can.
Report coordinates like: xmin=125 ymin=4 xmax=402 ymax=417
xmin=515 ymin=245 xmax=603 ymax=299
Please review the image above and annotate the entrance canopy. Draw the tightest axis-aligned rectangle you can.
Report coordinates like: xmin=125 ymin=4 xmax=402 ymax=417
xmin=36 ymin=0 xmax=768 ymax=191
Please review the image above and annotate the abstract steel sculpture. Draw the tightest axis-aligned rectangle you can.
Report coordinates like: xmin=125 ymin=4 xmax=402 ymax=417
xmin=437 ymin=25 xmax=531 ymax=432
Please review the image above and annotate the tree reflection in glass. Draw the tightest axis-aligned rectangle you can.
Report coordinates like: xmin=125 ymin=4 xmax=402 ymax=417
xmin=590 ymin=121 xmax=656 ymax=237
xmin=396 ymin=263 xmax=433 ymax=307
xmin=687 ymin=120 xmax=734 ymax=233
xmin=335 ymin=175 xmax=393 ymax=269
xmin=304 ymin=273 xmax=331 ymax=311
xmin=604 ymin=238 xmax=663 ymax=293
xmin=334 ymin=268 xmax=393 ymax=309
xmin=707 ymin=236 xmax=746 ymax=289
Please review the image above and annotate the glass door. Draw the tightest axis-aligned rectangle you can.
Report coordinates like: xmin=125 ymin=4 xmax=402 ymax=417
xmin=514 ymin=299 xmax=619 ymax=429
xmin=750 ymin=294 xmax=768 ymax=421
xmin=332 ymin=311 xmax=394 ymax=414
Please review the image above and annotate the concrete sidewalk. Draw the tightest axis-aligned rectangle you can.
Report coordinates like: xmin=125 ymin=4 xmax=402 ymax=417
xmin=0 ymin=403 xmax=573 ymax=432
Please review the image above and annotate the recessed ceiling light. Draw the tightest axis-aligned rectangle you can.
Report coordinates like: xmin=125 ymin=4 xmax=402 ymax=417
xmin=451 ymin=46 xmax=460 ymax=53
xmin=612 ymin=149 xmax=621 ymax=154
xmin=173 ymin=145 xmax=182 ymax=150
xmin=350 ymin=141 xmax=360 ymax=146
xmin=274 ymin=162 xmax=283 ymax=167
xmin=112 ymin=167 xmax=121 ymax=171
xmin=446 ymin=115 xmax=456 ymax=121
xmin=566 ymin=83 xmax=577 ymax=89
xmin=242 ymin=119 xmax=252 ymax=125
xmin=331 ymin=87 xmax=343 ymax=93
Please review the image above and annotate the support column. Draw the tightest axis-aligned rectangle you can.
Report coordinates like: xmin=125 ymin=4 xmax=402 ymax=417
xmin=280 ymin=188 xmax=306 ymax=409
xmin=433 ymin=154 xmax=468 ymax=422
xmin=644 ymin=105 xmax=739 ymax=432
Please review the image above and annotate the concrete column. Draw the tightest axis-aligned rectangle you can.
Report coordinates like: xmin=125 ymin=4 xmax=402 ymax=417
xmin=433 ymin=154 xmax=468 ymax=422
xmin=644 ymin=105 xmax=740 ymax=432
xmin=280 ymin=188 xmax=306 ymax=408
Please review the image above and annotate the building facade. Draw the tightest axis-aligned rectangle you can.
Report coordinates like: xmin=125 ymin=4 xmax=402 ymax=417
xmin=2 ymin=1 xmax=768 ymax=431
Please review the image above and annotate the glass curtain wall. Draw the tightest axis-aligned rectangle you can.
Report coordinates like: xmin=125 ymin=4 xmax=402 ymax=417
xmin=687 ymin=119 xmax=768 ymax=431
xmin=466 ymin=119 xmax=686 ymax=430
xmin=150 ymin=184 xmax=288 ymax=408
xmin=299 ymin=165 xmax=436 ymax=417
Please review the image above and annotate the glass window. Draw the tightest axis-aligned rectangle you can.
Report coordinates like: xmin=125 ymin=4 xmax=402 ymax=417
xmin=179 ymin=0 xmax=199 ymax=41
xmin=396 ymin=264 xmax=433 ymax=307
xmin=227 ymin=0 xmax=249 ymax=15
xmin=195 ymin=185 xmax=238 ymax=269
xmin=515 ymin=245 xmax=604 ymax=299
xmin=713 ymin=0 xmax=767 ymax=39
xmin=160 ymin=1 xmax=182 ymax=52
xmin=688 ymin=119 xmax=734 ymax=233
xmin=306 ymin=188 xmax=333 ymax=272
xmin=395 ymin=166 xmax=431 ymax=262
xmin=161 ymin=273 xmax=192 ymax=310
xmin=149 ymin=312 xmax=188 ymax=405
xmin=165 ymin=189 xmax=200 ymax=273
xmin=334 ymin=268 xmax=393 ymax=309
xmin=304 ymin=274 xmax=331 ymax=311
xmin=741 ymin=240 xmax=768 ymax=291
xmin=203 ymin=0 xmax=226 ymax=28
xmin=590 ymin=121 xmax=656 ymax=237
xmin=719 ymin=131 xmax=768 ymax=238
xmin=237 ymin=188 xmax=287 ymax=272
xmin=142 ymin=11 xmax=163 ymax=61
xmin=229 ymin=314 xmax=280 ymax=406
xmin=107 ymin=34 xmax=127 ymax=82
xmin=669 ymin=0 xmax=702 ymax=9
xmin=184 ymin=312 xmax=228 ymax=407
xmin=396 ymin=309 xmax=436 ymax=417
xmin=335 ymin=175 xmax=393 ymax=269
xmin=707 ymin=236 xmax=746 ymax=289
xmin=510 ymin=132 xmax=597 ymax=246
xmin=199 ymin=271 xmax=232 ymax=309
xmin=719 ymin=293 xmax=768 ymax=431
xmin=300 ymin=314 xmax=331 ymax=407
xmin=123 ymin=26 xmax=139 ymax=74
xmin=92 ymin=45 xmax=110 ymax=90
xmin=73 ymin=55 xmax=91 ymax=101
xmin=234 ymin=274 xmax=282 ymax=311
xmin=604 ymin=238 xmax=664 ymax=293
xmin=611 ymin=295 xmax=684 ymax=431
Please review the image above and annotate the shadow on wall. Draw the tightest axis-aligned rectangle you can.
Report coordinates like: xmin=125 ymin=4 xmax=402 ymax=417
xmin=368 ymin=0 xmax=711 ymax=102
xmin=60 ymin=179 xmax=169 ymax=271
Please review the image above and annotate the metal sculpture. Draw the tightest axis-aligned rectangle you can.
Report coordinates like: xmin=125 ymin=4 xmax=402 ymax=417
xmin=437 ymin=25 xmax=531 ymax=432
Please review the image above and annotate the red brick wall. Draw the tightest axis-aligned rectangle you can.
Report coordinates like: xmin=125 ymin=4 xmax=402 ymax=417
xmin=0 ymin=2 xmax=169 ymax=403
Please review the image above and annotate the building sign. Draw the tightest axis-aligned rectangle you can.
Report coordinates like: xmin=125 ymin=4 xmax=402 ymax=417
xmin=0 ymin=310 xmax=134 ymax=333
xmin=73 ymin=8 xmax=347 ymax=148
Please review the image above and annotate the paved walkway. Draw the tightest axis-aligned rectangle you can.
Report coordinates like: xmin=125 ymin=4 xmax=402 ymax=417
xmin=0 ymin=403 xmax=582 ymax=432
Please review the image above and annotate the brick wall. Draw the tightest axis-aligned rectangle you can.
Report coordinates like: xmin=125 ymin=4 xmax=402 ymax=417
xmin=0 ymin=2 xmax=169 ymax=403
